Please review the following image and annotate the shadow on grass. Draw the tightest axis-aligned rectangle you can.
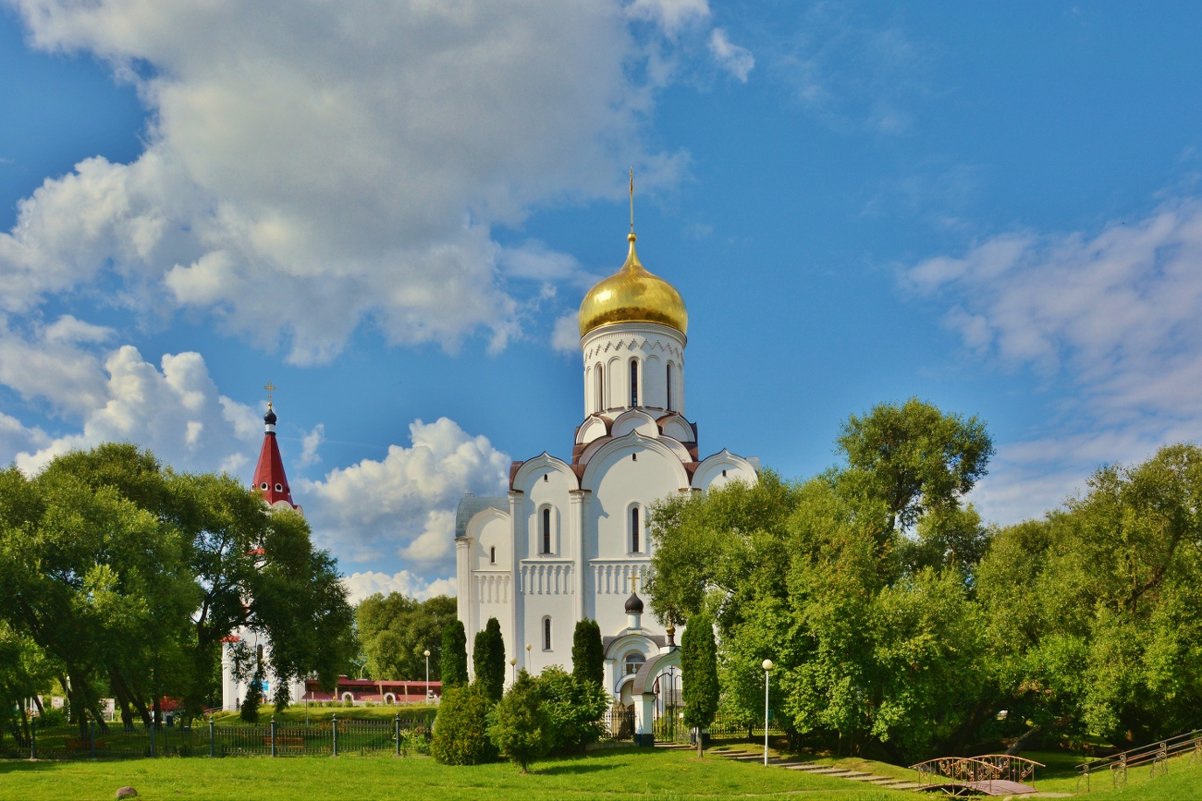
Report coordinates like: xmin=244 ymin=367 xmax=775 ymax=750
xmin=532 ymin=762 xmax=618 ymax=776
xmin=0 ymin=761 xmax=59 ymax=774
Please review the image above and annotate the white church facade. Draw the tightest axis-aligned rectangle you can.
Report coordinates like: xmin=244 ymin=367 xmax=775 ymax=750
xmin=455 ymin=221 xmax=757 ymax=733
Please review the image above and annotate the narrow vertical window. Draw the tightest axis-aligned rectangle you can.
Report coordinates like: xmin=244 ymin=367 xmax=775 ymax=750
xmin=489 ymin=546 xmax=496 ymax=564
xmin=543 ymin=617 xmax=552 ymax=650
xmin=630 ymin=359 xmax=638 ymax=406
xmin=666 ymin=363 xmax=674 ymax=411
xmin=596 ymin=364 xmax=605 ymax=411
xmin=631 ymin=506 xmax=641 ymax=553
xmin=541 ymin=507 xmax=551 ymax=554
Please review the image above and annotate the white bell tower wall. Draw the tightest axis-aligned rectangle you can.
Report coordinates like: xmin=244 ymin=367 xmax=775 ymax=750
xmin=581 ymin=322 xmax=686 ymax=418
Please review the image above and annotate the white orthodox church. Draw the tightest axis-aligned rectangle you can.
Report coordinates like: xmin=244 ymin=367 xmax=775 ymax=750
xmin=455 ymin=220 xmax=758 ymax=736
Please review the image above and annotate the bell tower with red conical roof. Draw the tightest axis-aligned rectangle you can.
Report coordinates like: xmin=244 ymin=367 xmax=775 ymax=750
xmin=251 ymin=383 xmax=298 ymax=511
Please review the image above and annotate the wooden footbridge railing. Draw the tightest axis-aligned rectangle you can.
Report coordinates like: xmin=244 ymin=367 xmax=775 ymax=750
xmin=911 ymin=754 xmax=1044 ymax=796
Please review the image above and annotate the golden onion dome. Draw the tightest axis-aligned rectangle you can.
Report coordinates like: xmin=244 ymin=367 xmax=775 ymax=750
xmin=578 ymin=233 xmax=688 ymax=337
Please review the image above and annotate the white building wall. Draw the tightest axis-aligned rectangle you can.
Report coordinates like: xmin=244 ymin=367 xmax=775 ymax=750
xmin=581 ymin=323 xmax=685 ymax=417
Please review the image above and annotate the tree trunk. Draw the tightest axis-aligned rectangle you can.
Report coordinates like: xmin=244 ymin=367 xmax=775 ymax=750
xmin=1006 ymin=724 xmax=1043 ymax=755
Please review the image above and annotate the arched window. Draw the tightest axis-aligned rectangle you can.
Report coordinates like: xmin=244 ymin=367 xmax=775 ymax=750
xmin=542 ymin=617 xmax=552 ymax=651
xmin=630 ymin=359 xmax=639 ymax=406
xmin=624 ymin=651 xmax=646 ymax=676
xmin=595 ymin=363 xmax=604 ymax=411
xmin=666 ymin=362 xmax=674 ymax=411
xmin=541 ymin=507 xmax=552 ymax=554
xmin=630 ymin=506 xmax=641 ymax=553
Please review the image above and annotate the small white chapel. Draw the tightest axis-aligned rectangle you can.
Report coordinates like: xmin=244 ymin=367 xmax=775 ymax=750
xmin=455 ymin=205 xmax=758 ymax=735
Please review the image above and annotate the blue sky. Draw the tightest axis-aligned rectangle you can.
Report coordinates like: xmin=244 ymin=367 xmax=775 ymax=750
xmin=4 ymin=1 xmax=1202 ymax=601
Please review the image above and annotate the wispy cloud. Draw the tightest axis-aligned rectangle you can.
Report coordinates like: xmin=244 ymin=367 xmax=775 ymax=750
xmin=709 ymin=28 xmax=755 ymax=82
xmin=772 ymin=7 xmax=933 ymax=135
xmin=908 ymin=197 xmax=1202 ymax=524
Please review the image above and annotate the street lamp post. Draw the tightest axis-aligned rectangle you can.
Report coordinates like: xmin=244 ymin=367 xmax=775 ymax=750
xmin=423 ymin=649 xmax=430 ymax=701
xmin=762 ymin=659 xmax=774 ymax=766
xmin=509 ymin=657 xmax=517 ymax=684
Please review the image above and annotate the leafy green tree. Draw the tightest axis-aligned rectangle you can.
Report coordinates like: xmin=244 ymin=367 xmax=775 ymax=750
xmin=355 ymin=593 xmax=456 ymax=680
xmin=571 ymin=619 xmax=603 ymax=687
xmin=838 ymin=398 xmax=993 ymax=544
xmin=488 ymin=669 xmax=550 ymax=772
xmin=0 ymin=622 xmax=58 ymax=745
xmin=431 ymin=682 xmax=497 ymax=765
xmin=473 ymin=617 xmax=506 ymax=702
xmin=977 ymin=444 xmax=1202 ymax=745
xmin=0 ymin=444 xmax=355 ymax=729
xmin=440 ymin=621 xmax=469 ymax=688
xmin=166 ymin=467 xmax=354 ymax=716
xmin=649 ymin=413 xmax=996 ymax=760
xmin=0 ymin=449 xmax=197 ymax=732
xmin=534 ymin=665 xmax=609 ymax=754
xmin=681 ymin=610 xmax=719 ymax=756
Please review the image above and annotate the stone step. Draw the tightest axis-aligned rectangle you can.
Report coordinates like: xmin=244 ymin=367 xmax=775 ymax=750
xmin=877 ymin=781 xmax=923 ymax=790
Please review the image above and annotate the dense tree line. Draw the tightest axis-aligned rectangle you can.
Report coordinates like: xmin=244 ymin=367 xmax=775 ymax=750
xmin=0 ymin=444 xmax=355 ymax=737
xmin=648 ymin=399 xmax=1202 ymax=761
xmin=354 ymin=593 xmax=456 ymax=682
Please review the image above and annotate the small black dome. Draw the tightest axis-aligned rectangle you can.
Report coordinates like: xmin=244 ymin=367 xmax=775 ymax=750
xmin=624 ymin=592 xmax=644 ymax=614
xmin=264 ymin=406 xmax=277 ymax=425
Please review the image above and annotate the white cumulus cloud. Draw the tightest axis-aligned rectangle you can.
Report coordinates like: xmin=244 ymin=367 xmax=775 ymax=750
xmin=2 ymin=0 xmax=686 ymax=364
xmin=303 ymin=417 xmax=509 ymax=573
xmin=342 ymin=571 xmax=457 ymax=605
xmin=9 ymin=344 xmax=259 ymax=476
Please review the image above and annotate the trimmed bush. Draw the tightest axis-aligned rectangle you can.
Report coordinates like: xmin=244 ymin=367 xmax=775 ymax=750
xmin=431 ymin=683 xmax=497 ymax=765
xmin=535 ymin=665 xmax=609 ymax=754
xmin=488 ymin=670 xmax=550 ymax=772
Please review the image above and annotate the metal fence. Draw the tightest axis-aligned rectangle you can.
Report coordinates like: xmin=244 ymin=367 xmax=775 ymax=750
xmin=0 ymin=712 xmax=436 ymax=761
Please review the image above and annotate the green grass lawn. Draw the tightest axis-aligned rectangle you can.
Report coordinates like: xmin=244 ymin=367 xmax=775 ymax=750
xmin=0 ymin=747 xmax=914 ymax=801
xmin=1078 ymin=756 xmax=1202 ymax=800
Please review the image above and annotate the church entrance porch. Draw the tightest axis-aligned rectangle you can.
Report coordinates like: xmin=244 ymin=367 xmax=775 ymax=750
xmin=630 ymin=649 xmax=682 ymax=745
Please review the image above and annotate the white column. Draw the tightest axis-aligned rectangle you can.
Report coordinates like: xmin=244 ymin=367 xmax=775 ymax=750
xmin=570 ymin=489 xmax=590 ymax=621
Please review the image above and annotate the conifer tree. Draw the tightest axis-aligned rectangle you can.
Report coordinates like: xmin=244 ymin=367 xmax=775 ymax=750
xmin=681 ymin=610 xmax=719 ymax=757
xmin=440 ymin=621 xmax=468 ymax=688
xmin=473 ymin=617 xmax=505 ymax=701
xmin=571 ymin=619 xmax=604 ymax=687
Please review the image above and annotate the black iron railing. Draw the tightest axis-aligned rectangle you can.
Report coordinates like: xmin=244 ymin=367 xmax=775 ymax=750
xmin=0 ymin=711 xmax=436 ymax=761
xmin=1076 ymin=728 xmax=1202 ymax=792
